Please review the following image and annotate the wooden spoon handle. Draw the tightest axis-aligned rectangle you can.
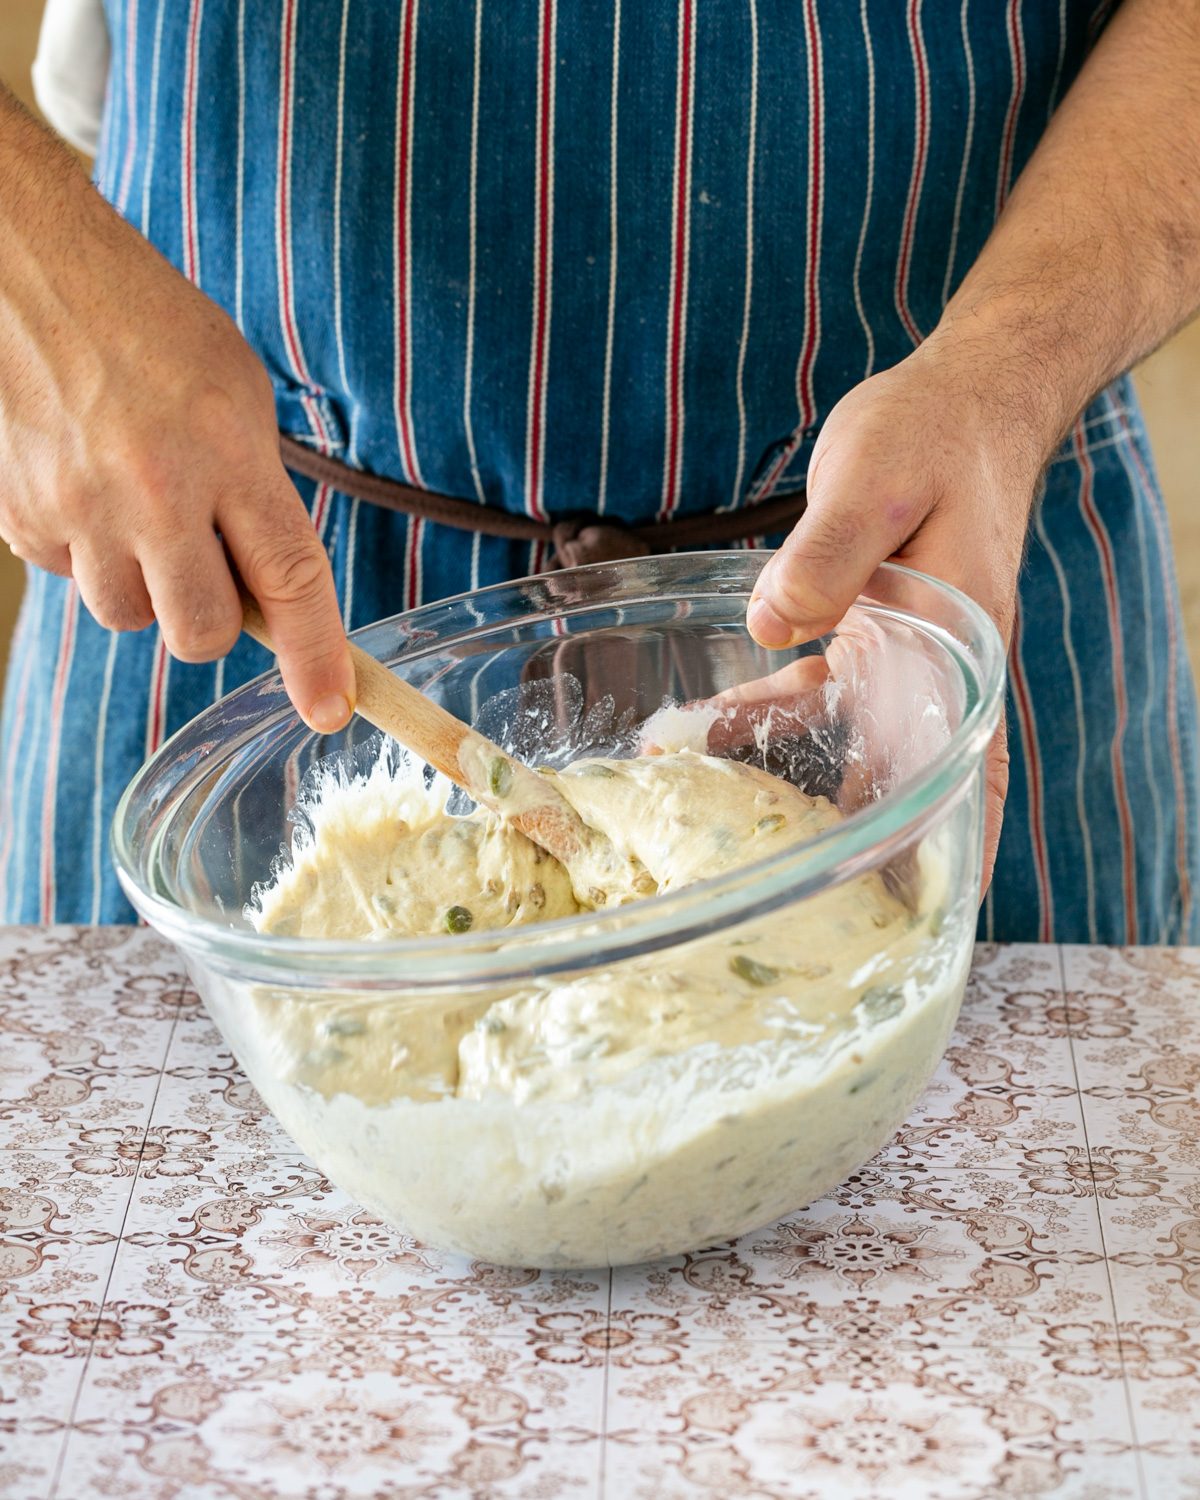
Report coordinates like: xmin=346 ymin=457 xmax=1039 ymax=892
xmin=239 ymin=595 xmax=603 ymax=869
xmin=240 ymin=594 xmax=485 ymax=788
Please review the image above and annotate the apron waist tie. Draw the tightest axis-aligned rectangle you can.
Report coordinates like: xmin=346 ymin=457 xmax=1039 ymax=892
xmin=279 ymin=435 xmax=807 ymax=569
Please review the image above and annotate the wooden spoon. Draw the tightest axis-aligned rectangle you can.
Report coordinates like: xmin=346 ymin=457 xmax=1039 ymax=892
xmin=241 ymin=595 xmax=618 ymax=882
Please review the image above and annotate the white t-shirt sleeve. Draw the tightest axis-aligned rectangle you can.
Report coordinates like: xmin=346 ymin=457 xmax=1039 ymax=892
xmin=31 ymin=0 xmax=111 ymax=156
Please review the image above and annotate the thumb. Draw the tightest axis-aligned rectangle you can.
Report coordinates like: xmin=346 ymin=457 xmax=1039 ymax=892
xmin=747 ymin=452 xmax=924 ymax=650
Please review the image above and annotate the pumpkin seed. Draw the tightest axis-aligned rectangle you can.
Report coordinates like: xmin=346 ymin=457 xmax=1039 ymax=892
xmin=860 ymin=985 xmax=904 ymax=1024
xmin=322 ymin=1016 xmax=366 ymax=1038
xmin=729 ymin=954 xmax=781 ymax=987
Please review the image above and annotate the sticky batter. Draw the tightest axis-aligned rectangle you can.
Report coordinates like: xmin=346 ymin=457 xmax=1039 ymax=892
xmin=239 ymin=747 xmax=967 ymax=1266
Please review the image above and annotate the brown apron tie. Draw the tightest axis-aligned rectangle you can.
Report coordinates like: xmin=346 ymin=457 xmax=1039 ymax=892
xmin=279 ymin=434 xmax=806 ymax=568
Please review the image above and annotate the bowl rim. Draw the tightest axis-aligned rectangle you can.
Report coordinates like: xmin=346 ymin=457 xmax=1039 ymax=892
xmin=111 ymin=553 xmax=1004 ymax=988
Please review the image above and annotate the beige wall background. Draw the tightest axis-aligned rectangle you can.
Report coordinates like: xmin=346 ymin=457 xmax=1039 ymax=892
xmin=2 ymin=6 xmax=1198 ymax=689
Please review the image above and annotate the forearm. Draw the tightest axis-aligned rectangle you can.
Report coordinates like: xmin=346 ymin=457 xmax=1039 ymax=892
xmin=929 ymin=0 xmax=1200 ymax=466
xmin=0 ymin=81 xmax=109 ymax=263
xmin=0 ymin=82 xmax=133 ymax=391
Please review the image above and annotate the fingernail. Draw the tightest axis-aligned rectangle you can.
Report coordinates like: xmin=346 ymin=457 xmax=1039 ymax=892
xmin=309 ymin=694 xmax=352 ymax=734
xmin=747 ymin=596 xmax=795 ymax=649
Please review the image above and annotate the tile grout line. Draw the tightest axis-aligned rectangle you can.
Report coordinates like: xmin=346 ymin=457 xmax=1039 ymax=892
xmin=47 ymin=961 xmax=188 ymax=1500
xmin=597 ymin=1266 xmax=612 ymax=1500
xmin=1058 ymin=943 xmax=1147 ymax=1500
xmin=36 ymin=1357 xmax=85 ymax=1500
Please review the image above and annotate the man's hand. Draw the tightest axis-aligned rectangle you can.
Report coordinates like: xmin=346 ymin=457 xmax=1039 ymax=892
xmin=747 ymin=337 xmax=1040 ymax=891
xmin=749 ymin=0 xmax=1200 ymax=897
xmin=0 ymin=87 xmax=354 ymax=733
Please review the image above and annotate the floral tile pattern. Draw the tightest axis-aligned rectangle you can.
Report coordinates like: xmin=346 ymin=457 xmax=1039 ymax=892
xmin=604 ymin=1341 xmax=1143 ymax=1500
xmin=0 ymin=927 xmax=188 ymax=1157
xmin=877 ymin=1014 xmax=1087 ymax=1176
xmin=55 ymin=1331 xmax=606 ymax=1499
xmin=0 ymin=1153 xmax=135 ymax=1313
xmin=151 ymin=1009 xmax=291 ymax=1156
xmin=105 ymin=1152 xmax=609 ymax=1340
xmin=0 ymin=1344 xmax=85 ymax=1500
xmin=0 ymin=927 xmax=1198 ymax=1499
xmin=614 ymin=1174 xmax=1112 ymax=1349
xmin=1097 ymin=1178 xmax=1200 ymax=1330
xmin=1061 ymin=945 xmax=1200 ymax=1174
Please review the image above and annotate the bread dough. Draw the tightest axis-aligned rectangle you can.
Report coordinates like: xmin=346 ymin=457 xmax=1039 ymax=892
xmin=239 ymin=747 xmax=965 ymax=1266
xmin=252 ymin=758 xmax=580 ymax=940
xmin=254 ymin=747 xmax=840 ymax=938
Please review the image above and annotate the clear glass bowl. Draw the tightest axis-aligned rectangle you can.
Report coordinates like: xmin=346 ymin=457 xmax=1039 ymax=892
xmin=113 ymin=552 xmax=1003 ymax=1268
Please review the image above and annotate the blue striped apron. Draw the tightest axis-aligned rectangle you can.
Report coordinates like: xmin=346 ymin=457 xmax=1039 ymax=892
xmin=2 ymin=0 xmax=1196 ymax=943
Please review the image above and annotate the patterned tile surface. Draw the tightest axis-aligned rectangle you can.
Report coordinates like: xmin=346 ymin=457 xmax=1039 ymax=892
xmin=0 ymin=927 xmax=1198 ymax=1498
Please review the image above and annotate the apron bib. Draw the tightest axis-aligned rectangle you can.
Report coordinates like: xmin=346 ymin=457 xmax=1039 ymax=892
xmin=2 ymin=0 xmax=1196 ymax=942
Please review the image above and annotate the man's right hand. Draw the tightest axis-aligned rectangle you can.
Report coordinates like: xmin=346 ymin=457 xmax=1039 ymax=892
xmin=0 ymin=87 xmax=354 ymax=734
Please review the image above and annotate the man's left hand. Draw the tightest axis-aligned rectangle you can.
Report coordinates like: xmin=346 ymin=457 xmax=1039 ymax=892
xmin=746 ymin=336 xmax=1047 ymax=893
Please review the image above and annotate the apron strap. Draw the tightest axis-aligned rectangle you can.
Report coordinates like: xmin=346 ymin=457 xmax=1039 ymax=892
xmin=279 ymin=435 xmax=806 ymax=569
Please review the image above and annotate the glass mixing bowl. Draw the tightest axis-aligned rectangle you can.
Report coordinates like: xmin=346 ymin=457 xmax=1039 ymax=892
xmin=113 ymin=552 xmax=1003 ymax=1268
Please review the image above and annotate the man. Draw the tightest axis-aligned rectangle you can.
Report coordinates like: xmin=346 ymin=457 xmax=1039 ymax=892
xmin=1 ymin=0 xmax=1198 ymax=940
